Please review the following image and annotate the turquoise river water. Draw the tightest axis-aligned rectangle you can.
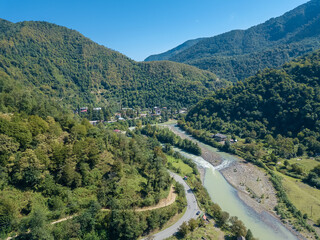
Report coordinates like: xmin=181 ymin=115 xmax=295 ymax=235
xmin=169 ymin=124 xmax=299 ymax=240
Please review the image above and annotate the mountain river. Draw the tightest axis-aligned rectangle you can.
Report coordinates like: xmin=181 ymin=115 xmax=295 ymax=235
xmin=166 ymin=123 xmax=299 ymax=240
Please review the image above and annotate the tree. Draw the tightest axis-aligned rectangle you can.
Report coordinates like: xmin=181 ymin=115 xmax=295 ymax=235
xmin=71 ymin=124 xmax=87 ymax=140
xmin=230 ymin=216 xmax=247 ymax=237
xmin=12 ymin=149 xmax=46 ymax=188
xmin=297 ymin=144 xmax=304 ymax=156
xmin=188 ymin=218 xmax=198 ymax=232
xmin=217 ymin=211 xmax=229 ymax=227
xmin=178 ymin=221 xmax=189 ymax=237
xmin=0 ymin=198 xmax=17 ymax=234
xmin=0 ymin=134 xmax=19 ymax=165
xmin=27 ymin=206 xmax=53 ymax=240
xmin=246 ymin=229 xmax=254 ymax=240
xmin=28 ymin=115 xmax=49 ymax=136
xmin=75 ymin=201 xmax=101 ymax=237
xmin=291 ymin=163 xmax=303 ymax=175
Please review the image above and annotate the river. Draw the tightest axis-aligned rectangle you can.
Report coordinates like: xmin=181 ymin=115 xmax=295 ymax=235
xmin=166 ymin=124 xmax=299 ymax=240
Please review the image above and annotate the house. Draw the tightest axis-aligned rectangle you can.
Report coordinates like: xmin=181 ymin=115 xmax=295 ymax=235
xmin=230 ymin=138 xmax=238 ymax=143
xmin=179 ymin=108 xmax=187 ymax=114
xmin=212 ymin=133 xmax=227 ymax=142
xmin=154 ymin=107 xmax=161 ymax=115
xmin=89 ymin=121 xmax=99 ymax=126
xmin=199 ymin=213 xmax=207 ymax=221
xmin=80 ymin=107 xmax=88 ymax=113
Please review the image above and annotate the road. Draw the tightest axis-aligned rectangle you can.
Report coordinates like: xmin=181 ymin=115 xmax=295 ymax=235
xmin=147 ymin=172 xmax=200 ymax=240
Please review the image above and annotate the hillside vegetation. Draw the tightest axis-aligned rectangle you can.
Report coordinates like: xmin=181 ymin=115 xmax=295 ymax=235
xmin=0 ymin=19 xmax=224 ymax=109
xmin=187 ymin=50 xmax=320 ymax=151
xmin=0 ymin=109 xmax=191 ymax=239
xmin=146 ymin=0 xmax=320 ymax=82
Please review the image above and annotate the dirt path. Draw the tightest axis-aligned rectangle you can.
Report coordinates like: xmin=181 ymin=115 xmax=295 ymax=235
xmin=50 ymin=215 xmax=78 ymax=225
xmin=135 ymin=185 xmax=177 ymax=212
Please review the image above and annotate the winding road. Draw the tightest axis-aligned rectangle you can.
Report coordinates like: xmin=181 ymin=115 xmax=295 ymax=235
xmin=147 ymin=172 xmax=200 ymax=240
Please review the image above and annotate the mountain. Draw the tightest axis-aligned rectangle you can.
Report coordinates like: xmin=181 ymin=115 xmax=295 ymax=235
xmin=0 ymin=20 xmax=224 ymax=111
xmin=185 ymin=49 xmax=320 ymax=155
xmin=145 ymin=38 xmax=204 ymax=61
xmin=145 ymin=0 xmax=320 ymax=82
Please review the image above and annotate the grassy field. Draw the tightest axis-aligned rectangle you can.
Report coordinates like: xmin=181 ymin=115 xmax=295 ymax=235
xmin=278 ymin=172 xmax=320 ymax=222
xmin=166 ymin=220 xmax=225 ymax=240
xmin=166 ymin=155 xmax=193 ymax=176
xmin=287 ymin=157 xmax=320 ymax=172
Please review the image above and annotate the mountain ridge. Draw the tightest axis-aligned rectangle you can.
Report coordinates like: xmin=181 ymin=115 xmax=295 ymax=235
xmin=145 ymin=38 xmax=205 ymax=62
xmin=145 ymin=0 xmax=320 ymax=81
xmin=0 ymin=19 xmax=224 ymax=110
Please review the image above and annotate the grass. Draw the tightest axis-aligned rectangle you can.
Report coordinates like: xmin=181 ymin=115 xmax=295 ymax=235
xmin=166 ymin=220 xmax=225 ymax=240
xmin=184 ymin=224 xmax=224 ymax=240
xmin=166 ymin=155 xmax=193 ymax=177
xmin=278 ymin=172 xmax=320 ymax=222
xmin=159 ymin=120 xmax=177 ymax=125
xmin=287 ymin=157 xmax=320 ymax=172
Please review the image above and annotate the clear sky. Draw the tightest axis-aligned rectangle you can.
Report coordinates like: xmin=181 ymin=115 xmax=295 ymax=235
xmin=0 ymin=0 xmax=310 ymax=61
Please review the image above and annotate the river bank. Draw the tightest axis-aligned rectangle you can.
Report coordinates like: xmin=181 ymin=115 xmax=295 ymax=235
xmin=165 ymin=123 xmax=306 ymax=240
xmin=221 ymin=160 xmax=309 ymax=240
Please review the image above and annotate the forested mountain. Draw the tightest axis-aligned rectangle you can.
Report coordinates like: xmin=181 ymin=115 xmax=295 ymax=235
xmin=186 ymin=49 xmax=320 ymax=155
xmin=145 ymin=0 xmax=320 ymax=82
xmin=0 ymin=19 xmax=224 ymax=110
xmin=145 ymin=38 xmax=204 ymax=61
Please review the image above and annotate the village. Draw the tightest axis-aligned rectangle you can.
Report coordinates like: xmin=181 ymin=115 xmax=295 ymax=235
xmin=76 ymin=106 xmax=188 ymax=126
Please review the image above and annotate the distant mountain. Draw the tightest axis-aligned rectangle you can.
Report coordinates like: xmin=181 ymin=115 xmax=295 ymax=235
xmin=0 ymin=19 xmax=224 ymax=112
xmin=145 ymin=38 xmax=205 ymax=61
xmin=145 ymin=0 xmax=320 ymax=82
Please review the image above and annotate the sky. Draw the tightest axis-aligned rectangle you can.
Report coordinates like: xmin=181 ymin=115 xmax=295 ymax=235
xmin=0 ymin=0 xmax=310 ymax=61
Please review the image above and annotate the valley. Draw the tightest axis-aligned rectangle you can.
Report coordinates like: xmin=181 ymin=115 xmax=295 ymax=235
xmin=1 ymin=1 xmax=320 ymax=239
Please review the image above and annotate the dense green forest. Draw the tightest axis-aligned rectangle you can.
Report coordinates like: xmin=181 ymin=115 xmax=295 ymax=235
xmin=186 ymin=50 xmax=320 ymax=153
xmin=0 ymin=19 xmax=224 ymax=109
xmin=0 ymin=109 xmax=191 ymax=239
xmin=146 ymin=0 xmax=320 ymax=82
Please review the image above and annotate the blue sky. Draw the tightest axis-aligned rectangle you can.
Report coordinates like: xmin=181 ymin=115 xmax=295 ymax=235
xmin=0 ymin=0 xmax=309 ymax=61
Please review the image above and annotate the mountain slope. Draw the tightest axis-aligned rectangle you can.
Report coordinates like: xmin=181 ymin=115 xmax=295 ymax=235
xmin=0 ymin=20 xmax=224 ymax=110
xmin=146 ymin=0 xmax=320 ymax=81
xmin=186 ymin=49 xmax=320 ymax=154
xmin=145 ymin=38 xmax=204 ymax=61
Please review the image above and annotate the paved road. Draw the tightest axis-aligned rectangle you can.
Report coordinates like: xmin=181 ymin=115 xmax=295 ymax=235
xmin=148 ymin=172 xmax=200 ymax=240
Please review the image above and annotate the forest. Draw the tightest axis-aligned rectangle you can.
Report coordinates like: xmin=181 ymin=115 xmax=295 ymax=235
xmin=0 ymin=108 xmax=190 ymax=239
xmin=0 ymin=19 xmax=225 ymax=110
xmin=186 ymin=50 xmax=320 ymax=157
